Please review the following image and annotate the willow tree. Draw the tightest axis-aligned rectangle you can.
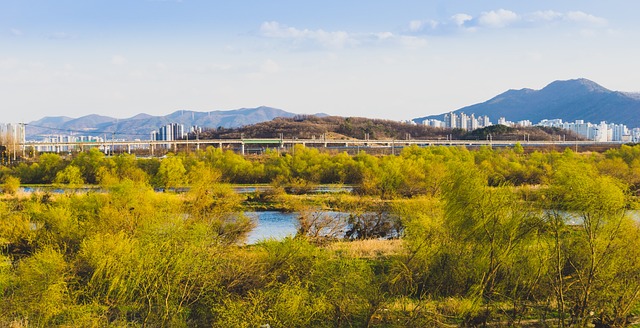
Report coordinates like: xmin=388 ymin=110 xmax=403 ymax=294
xmin=54 ymin=165 xmax=85 ymax=188
xmin=546 ymin=162 xmax=640 ymax=327
xmin=72 ymin=148 xmax=111 ymax=184
xmin=441 ymin=162 xmax=543 ymax=324
xmin=155 ymin=154 xmax=187 ymax=190
xmin=184 ymin=163 xmax=253 ymax=245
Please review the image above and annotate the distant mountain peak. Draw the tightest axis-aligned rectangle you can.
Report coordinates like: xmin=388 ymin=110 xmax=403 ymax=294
xmin=542 ymin=78 xmax=610 ymax=94
xmin=415 ymin=78 xmax=640 ymax=128
xmin=129 ymin=113 xmax=154 ymax=120
xmin=30 ymin=116 xmax=74 ymax=126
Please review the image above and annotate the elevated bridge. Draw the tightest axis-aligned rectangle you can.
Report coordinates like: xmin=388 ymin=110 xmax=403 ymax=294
xmin=17 ymin=138 xmax=626 ymax=157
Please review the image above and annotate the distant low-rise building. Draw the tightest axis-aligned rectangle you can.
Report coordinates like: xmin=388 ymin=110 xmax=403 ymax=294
xmin=423 ymin=119 xmax=445 ymax=128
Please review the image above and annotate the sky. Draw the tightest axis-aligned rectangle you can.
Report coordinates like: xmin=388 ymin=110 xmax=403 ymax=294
xmin=2 ymin=1 xmax=640 ymax=123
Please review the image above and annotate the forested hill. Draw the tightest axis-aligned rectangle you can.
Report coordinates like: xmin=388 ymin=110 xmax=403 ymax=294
xmin=198 ymin=115 xmax=584 ymax=141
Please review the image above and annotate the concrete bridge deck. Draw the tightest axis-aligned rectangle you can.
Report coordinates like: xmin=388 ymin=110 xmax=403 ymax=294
xmin=18 ymin=138 xmax=624 ymax=156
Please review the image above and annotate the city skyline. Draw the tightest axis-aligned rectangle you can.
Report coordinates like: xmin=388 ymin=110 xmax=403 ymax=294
xmin=3 ymin=1 xmax=640 ymax=123
xmin=19 ymin=113 xmax=640 ymax=144
xmin=423 ymin=112 xmax=637 ymax=142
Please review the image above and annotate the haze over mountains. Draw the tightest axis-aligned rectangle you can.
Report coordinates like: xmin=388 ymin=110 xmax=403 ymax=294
xmin=415 ymin=79 xmax=640 ymax=128
xmin=26 ymin=106 xmax=297 ymax=139
xmin=25 ymin=78 xmax=640 ymax=140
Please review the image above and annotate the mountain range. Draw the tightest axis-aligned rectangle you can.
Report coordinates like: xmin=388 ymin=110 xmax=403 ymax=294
xmin=25 ymin=78 xmax=640 ymax=141
xmin=414 ymin=78 xmax=640 ymax=128
xmin=26 ymin=106 xmax=297 ymax=139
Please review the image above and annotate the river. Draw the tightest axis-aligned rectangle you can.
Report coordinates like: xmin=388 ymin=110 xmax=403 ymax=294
xmin=245 ymin=211 xmax=299 ymax=244
xmin=245 ymin=211 xmax=354 ymax=244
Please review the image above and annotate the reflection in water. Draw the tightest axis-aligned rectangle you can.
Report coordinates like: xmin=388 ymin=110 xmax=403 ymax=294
xmin=247 ymin=210 xmax=640 ymax=244
xmin=245 ymin=211 xmax=299 ymax=244
xmin=544 ymin=210 xmax=640 ymax=225
xmin=245 ymin=211 xmax=351 ymax=244
xmin=20 ymin=185 xmax=353 ymax=194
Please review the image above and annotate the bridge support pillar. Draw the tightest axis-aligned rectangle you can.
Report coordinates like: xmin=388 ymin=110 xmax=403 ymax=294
xmin=241 ymin=142 xmax=245 ymax=155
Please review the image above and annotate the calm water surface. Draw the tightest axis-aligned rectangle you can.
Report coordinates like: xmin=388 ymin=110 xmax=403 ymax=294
xmin=20 ymin=185 xmax=353 ymax=194
xmin=246 ymin=211 xmax=299 ymax=244
xmin=245 ymin=211 xmax=352 ymax=244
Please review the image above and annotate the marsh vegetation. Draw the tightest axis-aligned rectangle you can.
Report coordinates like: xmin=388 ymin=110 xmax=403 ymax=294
xmin=2 ymin=144 xmax=640 ymax=327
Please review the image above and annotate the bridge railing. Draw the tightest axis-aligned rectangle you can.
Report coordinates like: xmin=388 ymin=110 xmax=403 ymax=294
xmin=17 ymin=138 xmax=623 ymax=157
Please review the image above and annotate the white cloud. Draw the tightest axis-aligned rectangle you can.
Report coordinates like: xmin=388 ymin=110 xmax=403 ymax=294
xmin=409 ymin=19 xmax=438 ymax=32
xmin=260 ymin=21 xmax=300 ymax=38
xmin=527 ymin=10 xmax=563 ymax=22
xmin=259 ymin=21 xmax=425 ymax=50
xmin=10 ymin=28 xmax=23 ymax=36
xmin=111 ymin=55 xmax=128 ymax=66
xmin=524 ymin=10 xmax=607 ymax=27
xmin=258 ymin=10 xmax=606 ymax=52
xmin=478 ymin=9 xmax=519 ymax=28
xmin=376 ymin=32 xmax=394 ymax=40
xmin=414 ymin=9 xmax=607 ymax=35
xmin=315 ymin=30 xmax=351 ymax=48
xmin=260 ymin=21 xmax=353 ymax=49
xmin=409 ymin=20 xmax=423 ymax=32
xmin=451 ymin=14 xmax=473 ymax=27
xmin=565 ymin=11 xmax=607 ymax=26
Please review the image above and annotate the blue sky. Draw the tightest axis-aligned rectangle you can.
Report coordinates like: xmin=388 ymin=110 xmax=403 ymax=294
xmin=2 ymin=1 xmax=639 ymax=123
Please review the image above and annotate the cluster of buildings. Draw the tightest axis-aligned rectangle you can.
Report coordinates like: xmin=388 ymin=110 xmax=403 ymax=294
xmin=536 ymin=119 xmax=635 ymax=143
xmin=0 ymin=123 xmax=26 ymax=145
xmin=422 ymin=111 xmax=536 ymax=130
xmin=30 ymin=135 xmax=105 ymax=152
xmin=0 ymin=123 xmax=26 ymax=159
xmin=423 ymin=112 xmax=493 ymax=130
xmin=151 ymin=123 xmax=202 ymax=141
xmin=497 ymin=117 xmax=533 ymax=128
xmin=421 ymin=112 xmax=639 ymax=142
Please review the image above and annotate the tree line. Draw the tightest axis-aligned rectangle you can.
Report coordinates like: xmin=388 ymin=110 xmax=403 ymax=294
xmin=0 ymin=144 xmax=640 ymax=326
xmin=4 ymin=143 xmax=640 ymax=195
